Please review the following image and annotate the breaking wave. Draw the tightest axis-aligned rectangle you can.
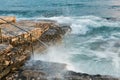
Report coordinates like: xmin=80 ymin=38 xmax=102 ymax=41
xmin=29 ymin=15 xmax=120 ymax=77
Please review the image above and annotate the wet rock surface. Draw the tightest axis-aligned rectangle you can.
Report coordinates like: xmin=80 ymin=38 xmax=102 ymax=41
xmin=65 ymin=71 xmax=119 ymax=80
xmin=40 ymin=25 xmax=71 ymax=45
xmin=3 ymin=60 xmax=66 ymax=80
xmin=5 ymin=60 xmax=66 ymax=80
xmin=5 ymin=60 xmax=120 ymax=80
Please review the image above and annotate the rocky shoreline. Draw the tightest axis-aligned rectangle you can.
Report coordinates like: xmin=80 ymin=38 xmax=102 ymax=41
xmin=0 ymin=16 xmax=120 ymax=80
xmin=5 ymin=60 xmax=120 ymax=80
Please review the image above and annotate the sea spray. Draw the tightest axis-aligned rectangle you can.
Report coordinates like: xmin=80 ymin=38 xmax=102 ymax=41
xmin=33 ymin=45 xmax=76 ymax=71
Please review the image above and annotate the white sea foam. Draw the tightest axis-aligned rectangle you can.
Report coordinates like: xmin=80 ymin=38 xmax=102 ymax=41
xmin=29 ymin=15 xmax=120 ymax=77
xmin=18 ymin=16 xmax=120 ymax=35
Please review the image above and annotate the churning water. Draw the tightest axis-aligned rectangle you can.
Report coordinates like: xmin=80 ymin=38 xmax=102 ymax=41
xmin=33 ymin=16 xmax=120 ymax=77
xmin=1 ymin=0 xmax=120 ymax=77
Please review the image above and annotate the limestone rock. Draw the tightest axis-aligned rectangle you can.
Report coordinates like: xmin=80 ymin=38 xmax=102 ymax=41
xmin=0 ymin=20 xmax=62 ymax=46
xmin=0 ymin=44 xmax=31 ymax=79
xmin=0 ymin=24 xmax=43 ymax=46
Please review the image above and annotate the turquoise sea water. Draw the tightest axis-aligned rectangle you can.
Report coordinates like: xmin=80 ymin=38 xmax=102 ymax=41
xmin=1 ymin=0 xmax=120 ymax=77
xmin=1 ymin=0 xmax=120 ymax=18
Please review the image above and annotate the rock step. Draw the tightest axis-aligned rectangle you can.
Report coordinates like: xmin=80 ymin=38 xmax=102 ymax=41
xmin=0 ymin=20 xmax=55 ymax=46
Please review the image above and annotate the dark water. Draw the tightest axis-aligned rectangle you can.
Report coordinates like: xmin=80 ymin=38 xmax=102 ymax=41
xmin=1 ymin=0 xmax=120 ymax=77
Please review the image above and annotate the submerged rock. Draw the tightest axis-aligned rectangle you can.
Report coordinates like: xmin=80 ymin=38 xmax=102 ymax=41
xmin=65 ymin=71 xmax=119 ymax=80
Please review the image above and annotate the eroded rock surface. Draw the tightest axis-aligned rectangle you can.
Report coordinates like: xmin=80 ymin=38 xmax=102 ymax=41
xmin=0 ymin=44 xmax=31 ymax=79
xmin=0 ymin=16 xmax=71 ymax=79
